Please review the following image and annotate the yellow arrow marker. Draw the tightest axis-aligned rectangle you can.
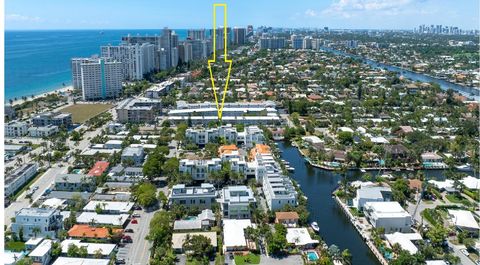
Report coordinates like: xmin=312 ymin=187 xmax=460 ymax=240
xmin=208 ymin=3 xmax=233 ymax=121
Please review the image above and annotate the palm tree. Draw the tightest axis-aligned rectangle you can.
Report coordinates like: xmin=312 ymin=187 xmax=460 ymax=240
xmin=32 ymin=226 xmax=41 ymax=238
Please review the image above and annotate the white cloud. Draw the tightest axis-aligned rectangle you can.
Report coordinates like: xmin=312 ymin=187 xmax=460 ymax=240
xmin=322 ymin=0 xmax=417 ymax=18
xmin=305 ymin=9 xmax=318 ymax=17
xmin=6 ymin=14 xmax=42 ymax=22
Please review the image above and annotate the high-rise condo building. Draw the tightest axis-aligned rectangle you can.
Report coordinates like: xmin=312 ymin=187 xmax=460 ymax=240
xmin=101 ymin=43 xmax=154 ymax=80
xmin=247 ymin=25 xmax=254 ymax=37
xmin=234 ymin=27 xmax=246 ymax=45
xmin=188 ymin=29 xmax=206 ymax=40
xmin=160 ymin=27 xmax=173 ymax=68
xmin=291 ymin=34 xmax=303 ymax=49
xmin=80 ymin=57 xmax=123 ymax=101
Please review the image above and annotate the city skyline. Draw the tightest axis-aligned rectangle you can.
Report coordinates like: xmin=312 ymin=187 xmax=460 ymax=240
xmin=5 ymin=0 xmax=480 ymax=30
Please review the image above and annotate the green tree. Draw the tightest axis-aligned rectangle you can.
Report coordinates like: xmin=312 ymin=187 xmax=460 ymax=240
xmin=183 ymin=234 xmax=214 ymax=260
xmin=341 ymin=249 xmax=352 ymax=265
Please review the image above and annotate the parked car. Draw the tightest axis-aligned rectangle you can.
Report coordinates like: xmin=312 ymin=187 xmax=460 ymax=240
xmin=130 ymin=219 xmax=138 ymax=224
xmin=121 ymin=235 xmax=132 ymax=243
xmin=124 ymin=228 xmax=134 ymax=233
xmin=132 ymin=213 xmax=141 ymax=218
xmin=460 ymin=248 xmax=469 ymax=256
xmin=116 ymin=259 xmax=126 ymax=264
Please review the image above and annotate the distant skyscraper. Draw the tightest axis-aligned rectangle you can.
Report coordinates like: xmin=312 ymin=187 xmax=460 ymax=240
xmin=101 ymin=43 xmax=153 ymax=80
xmin=160 ymin=27 xmax=173 ymax=68
xmin=233 ymin=27 xmax=246 ymax=45
xmin=259 ymin=36 xmax=285 ymax=50
xmin=291 ymin=35 xmax=303 ymax=49
xmin=80 ymin=58 xmax=122 ymax=101
xmin=171 ymin=31 xmax=179 ymax=48
xmin=188 ymin=29 xmax=206 ymax=40
xmin=302 ymin=36 xmax=312 ymax=49
xmin=71 ymin=57 xmax=97 ymax=90
xmin=247 ymin=25 xmax=254 ymax=37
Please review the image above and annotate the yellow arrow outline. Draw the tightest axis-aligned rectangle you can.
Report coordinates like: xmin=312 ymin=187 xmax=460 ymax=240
xmin=208 ymin=3 xmax=233 ymax=121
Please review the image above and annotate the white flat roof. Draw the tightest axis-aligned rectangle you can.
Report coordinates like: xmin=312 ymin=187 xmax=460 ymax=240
xmin=42 ymin=198 xmax=66 ymax=208
xmin=28 ymin=239 xmax=52 ymax=257
xmin=83 ymin=201 xmax=134 ymax=213
xmin=77 ymin=212 xmax=129 ymax=226
xmin=286 ymin=228 xmax=319 ymax=246
xmin=25 ymin=237 xmax=43 ymax=246
xmin=461 ymin=176 xmax=480 ymax=190
xmin=448 ymin=210 xmax=480 ymax=230
xmin=365 ymin=201 xmax=411 ymax=218
xmin=5 ymin=252 xmax=25 ymax=265
xmin=223 ymin=219 xmax=253 ymax=248
xmin=61 ymin=239 xmax=116 ymax=256
xmin=385 ymin=232 xmax=422 ymax=254
xmin=51 ymin=257 xmax=110 ymax=265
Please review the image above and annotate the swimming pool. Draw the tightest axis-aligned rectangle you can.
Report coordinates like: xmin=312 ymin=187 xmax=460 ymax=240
xmin=72 ymin=169 xmax=82 ymax=174
xmin=306 ymin=251 xmax=319 ymax=261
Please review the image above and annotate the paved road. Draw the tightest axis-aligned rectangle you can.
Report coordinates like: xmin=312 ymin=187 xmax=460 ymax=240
xmin=121 ymin=187 xmax=168 ymax=265
xmin=119 ymin=209 xmax=155 ymax=265
xmin=448 ymin=242 xmax=475 ymax=265
xmin=5 ymin=165 xmax=68 ymax=226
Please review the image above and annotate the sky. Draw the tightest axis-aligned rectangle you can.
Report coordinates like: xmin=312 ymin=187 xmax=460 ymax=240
xmin=5 ymin=0 xmax=480 ymax=30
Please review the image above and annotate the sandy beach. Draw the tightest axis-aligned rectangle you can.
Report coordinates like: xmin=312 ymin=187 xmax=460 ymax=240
xmin=8 ymin=85 xmax=74 ymax=106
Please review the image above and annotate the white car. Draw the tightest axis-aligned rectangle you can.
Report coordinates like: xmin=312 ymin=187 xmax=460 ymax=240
xmin=460 ymin=248 xmax=469 ymax=256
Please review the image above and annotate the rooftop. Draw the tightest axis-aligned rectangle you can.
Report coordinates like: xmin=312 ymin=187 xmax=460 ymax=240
xmin=223 ymin=219 xmax=253 ymax=248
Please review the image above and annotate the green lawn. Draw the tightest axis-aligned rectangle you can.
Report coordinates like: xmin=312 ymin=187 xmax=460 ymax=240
xmin=186 ymin=259 xmax=205 ymax=265
xmin=5 ymin=241 xmax=26 ymax=252
xmin=446 ymin=194 xmax=472 ymax=206
xmin=60 ymin=104 xmax=113 ymax=123
xmin=215 ymin=254 xmax=225 ymax=265
xmin=234 ymin=253 xmax=261 ymax=265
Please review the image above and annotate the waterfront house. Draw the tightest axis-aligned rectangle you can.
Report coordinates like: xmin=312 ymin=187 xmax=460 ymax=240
xmin=364 ymin=201 xmax=412 ymax=233
xmin=385 ymin=232 xmax=423 ymax=254
xmin=353 ymin=185 xmax=392 ymax=210
xmin=275 ymin=212 xmax=299 ymax=227
xmin=286 ymin=228 xmax=319 ymax=248
xmin=384 ymin=144 xmax=410 ymax=160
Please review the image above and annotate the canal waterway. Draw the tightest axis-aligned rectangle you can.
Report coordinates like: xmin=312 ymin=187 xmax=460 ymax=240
xmin=277 ymin=141 xmax=447 ymax=265
xmin=320 ymin=47 xmax=480 ymax=101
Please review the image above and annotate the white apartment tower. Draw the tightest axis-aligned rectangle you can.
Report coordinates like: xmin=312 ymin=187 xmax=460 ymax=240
xmin=80 ymin=58 xmax=123 ymax=101
xmin=101 ymin=43 xmax=153 ymax=80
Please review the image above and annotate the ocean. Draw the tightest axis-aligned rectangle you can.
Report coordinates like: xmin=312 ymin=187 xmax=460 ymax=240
xmin=5 ymin=29 xmax=188 ymax=101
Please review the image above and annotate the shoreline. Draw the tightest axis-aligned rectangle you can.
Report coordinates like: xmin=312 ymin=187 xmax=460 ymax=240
xmin=7 ymin=86 xmax=74 ymax=107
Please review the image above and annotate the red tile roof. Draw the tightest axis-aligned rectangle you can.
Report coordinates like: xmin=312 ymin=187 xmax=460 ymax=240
xmin=87 ymin=161 xmax=110 ymax=177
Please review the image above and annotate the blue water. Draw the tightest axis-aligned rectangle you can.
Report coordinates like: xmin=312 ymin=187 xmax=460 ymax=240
xmin=5 ymin=29 xmax=188 ymax=101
